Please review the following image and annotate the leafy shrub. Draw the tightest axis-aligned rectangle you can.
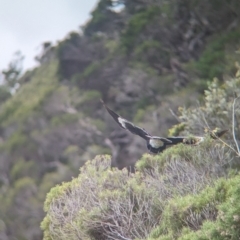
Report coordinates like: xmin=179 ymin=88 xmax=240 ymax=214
xmin=121 ymin=6 xmax=161 ymax=52
xmin=41 ymin=134 xmax=232 ymax=240
xmin=2 ymin=130 xmax=28 ymax=153
xmin=0 ymin=85 xmax=11 ymax=103
xmin=83 ymin=0 xmax=115 ymax=35
xmin=50 ymin=113 xmax=79 ymax=127
xmin=169 ymin=67 xmax=240 ymax=138
xmin=10 ymin=158 xmax=36 ymax=181
xmin=133 ymin=40 xmax=170 ymax=68
xmin=196 ymin=30 xmax=240 ymax=80
xmin=149 ymin=174 xmax=240 ymax=240
xmin=0 ymin=177 xmax=41 ymax=239
xmin=82 ymin=62 xmax=101 ymax=79
xmin=74 ymin=90 xmax=102 ymax=116
xmin=57 ymin=32 xmax=81 ymax=59
xmin=41 ymin=155 xmax=162 ymax=240
xmin=0 ymin=61 xmax=58 ymax=126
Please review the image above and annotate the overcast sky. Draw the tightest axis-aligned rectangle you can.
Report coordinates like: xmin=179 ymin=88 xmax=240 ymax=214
xmin=0 ymin=0 xmax=98 ymax=72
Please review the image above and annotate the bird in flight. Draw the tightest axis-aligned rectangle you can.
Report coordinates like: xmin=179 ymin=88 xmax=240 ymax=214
xmin=101 ymin=100 xmax=228 ymax=154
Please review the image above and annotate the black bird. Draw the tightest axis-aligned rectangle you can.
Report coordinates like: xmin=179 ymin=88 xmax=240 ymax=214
xmin=101 ymin=100 xmax=228 ymax=154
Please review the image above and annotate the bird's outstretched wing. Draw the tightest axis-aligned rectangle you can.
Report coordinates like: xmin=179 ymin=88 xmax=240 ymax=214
xmin=166 ymin=129 xmax=228 ymax=145
xmin=166 ymin=136 xmax=205 ymax=145
xmin=165 ymin=136 xmax=203 ymax=145
xmin=101 ymin=100 xmax=150 ymax=140
xmin=151 ymin=136 xmax=173 ymax=144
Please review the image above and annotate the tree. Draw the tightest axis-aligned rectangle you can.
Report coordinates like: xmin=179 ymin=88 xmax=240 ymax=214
xmin=2 ymin=51 xmax=24 ymax=90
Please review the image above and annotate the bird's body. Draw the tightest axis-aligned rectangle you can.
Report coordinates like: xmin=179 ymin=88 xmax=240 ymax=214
xmin=147 ymin=138 xmax=166 ymax=153
xmin=101 ymin=100 xmax=227 ymax=154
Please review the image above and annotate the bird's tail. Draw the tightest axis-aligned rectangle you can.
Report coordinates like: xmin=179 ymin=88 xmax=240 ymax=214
xmin=165 ymin=136 xmax=204 ymax=145
xmin=167 ymin=129 xmax=228 ymax=146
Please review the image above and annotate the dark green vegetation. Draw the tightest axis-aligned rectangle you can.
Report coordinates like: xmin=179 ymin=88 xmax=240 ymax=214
xmin=1 ymin=0 xmax=240 ymax=239
xmin=41 ymin=71 xmax=240 ymax=239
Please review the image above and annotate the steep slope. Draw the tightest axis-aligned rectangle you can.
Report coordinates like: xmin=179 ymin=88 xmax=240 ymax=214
xmin=0 ymin=0 xmax=240 ymax=239
xmin=0 ymin=61 xmax=108 ymax=239
xmin=41 ymin=66 xmax=240 ymax=240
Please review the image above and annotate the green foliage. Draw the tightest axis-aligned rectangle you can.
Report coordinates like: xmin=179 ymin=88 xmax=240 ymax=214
xmin=80 ymin=90 xmax=101 ymax=102
xmin=134 ymin=40 xmax=161 ymax=56
xmin=41 ymin=155 xmax=163 ymax=239
xmin=104 ymin=39 xmax=118 ymax=53
xmin=149 ymin=174 xmax=240 ymax=240
xmin=2 ymin=1 xmax=240 ymax=240
xmin=10 ymin=158 xmax=36 ymax=181
xmin=0 ymin=60 xmax=79 ymax=240
xmin=121 ymin=6 xmax=161 ymax=52
xmin=84 ymin=0 xmax=114 ymax=35
xmin=168 ymin=122 xmax=186 ymax=136
xmin=0 ymin=61 xmax=58 ymax=126
xmin=63 ymin=145 xmax=79 ymax=155
xmin=133 ymin=40 xmax=170 ymax=67
xmin=136 ymin=137 xmax=230 ymax=175
xmin=0 ymin=176 xmax=42 ymax=239
xmin=1 ymin=130 xmax=27 ymax=153
xmin=2 ymin=51 xmax=24 ymax=89
xmin=72 ymin=55 xmax=113 ymax=83
xmin=169 ymin=71 xmax=240 ymax=137
xmin=38 ymin=172 xmax=68 ymax=202
xmin=82 ymin=62 xmax=100 ymax=79
xmin=89 ymin=118 xmax=106 ymax=131
xmin=50 ymin=113 xmax=79 ymax=127
xmin=130 ymin=61 xmax=159 ymax=77
xmin=42 ymin=136 xmax=233 ymax=239
xmin=136 ymin=96 xmax=154 ymax=110
xmin=57 ymin=32 xmax=81 ymax=58
xmin=196 ymin=30 xmax=240 ymax=80
xmin=77 ymin=90 xmax=102 ymax=114
xmin=133 ymin=108 xmax=145 ymax=122
xmin=0 ymin=176 xmax=36 ymax=214
xmin=13 ymin=176 xmax=36 ymax=192
xmin=0 ymin=85 xmax=11 ymax=103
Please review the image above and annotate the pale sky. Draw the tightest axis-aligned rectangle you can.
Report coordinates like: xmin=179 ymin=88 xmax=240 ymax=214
xmin=0 ymin=0 xmax=98 ymax=72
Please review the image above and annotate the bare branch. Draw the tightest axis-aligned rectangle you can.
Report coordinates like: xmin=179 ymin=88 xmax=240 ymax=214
xmin=232 ymin=96 xmax=240 ymax=155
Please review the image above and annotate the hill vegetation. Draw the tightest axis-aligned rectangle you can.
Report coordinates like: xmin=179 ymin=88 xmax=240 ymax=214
xmin=41 ymin=69 xmax=240 ymax=239
xmin=0 ymin=0 xmax=240 ymax=239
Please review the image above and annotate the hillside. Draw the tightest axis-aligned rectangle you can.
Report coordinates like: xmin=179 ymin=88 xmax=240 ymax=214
xmin=42 ymin=70 xmax=240 ymax=239
xmin=0 ymin=0 xmax=240 ymax=239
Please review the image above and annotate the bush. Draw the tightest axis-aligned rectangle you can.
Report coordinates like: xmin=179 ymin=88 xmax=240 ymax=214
xmin=0 ymin=61 xmax=58 ymax=126
xmin=149 ymin=174 xmax=240 ymax=240
xmin=41 ymin=134 xmax=233 ymax=240
xmin=196 ymin=30 xmax=240 ymax=80
xmin=41 ymin=155 xmax=162 ymax=240
xmin=121 ymin=6 xmax=161 ymax=52
xmin=41 ymin=62 xmax=240 ymax=240
xmin=169 ymin=67 xmax=240 ymax=138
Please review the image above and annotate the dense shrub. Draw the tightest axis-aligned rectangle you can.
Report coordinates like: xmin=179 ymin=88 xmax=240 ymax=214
xmin=41 ymin=155 xmax=162 ymax=240
xmin=169 ymin=66 xmax=240 ymax=140
xmin=41 ymin=134 xmax=233 ymax=240
xmin=0 ymin=61 xmax=58 ymax=126
xmin=196 ymin=30 xmax=240 ymax=80
xmin=149 ymin=174 xmax=240 ymax=240
xmin=121 ymin=6 xmax=161 ymax=53
xmin=41 ymin=65 xmax=240 ymax=239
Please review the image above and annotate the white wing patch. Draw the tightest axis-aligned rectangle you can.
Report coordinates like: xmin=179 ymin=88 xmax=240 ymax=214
xmin=118 ymin=117 xmax=127 ymax=129
xmin=195 ymin=137 xmax=204 ymax=144
xmin=149 ymin=138 xmax=164 ymax=148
